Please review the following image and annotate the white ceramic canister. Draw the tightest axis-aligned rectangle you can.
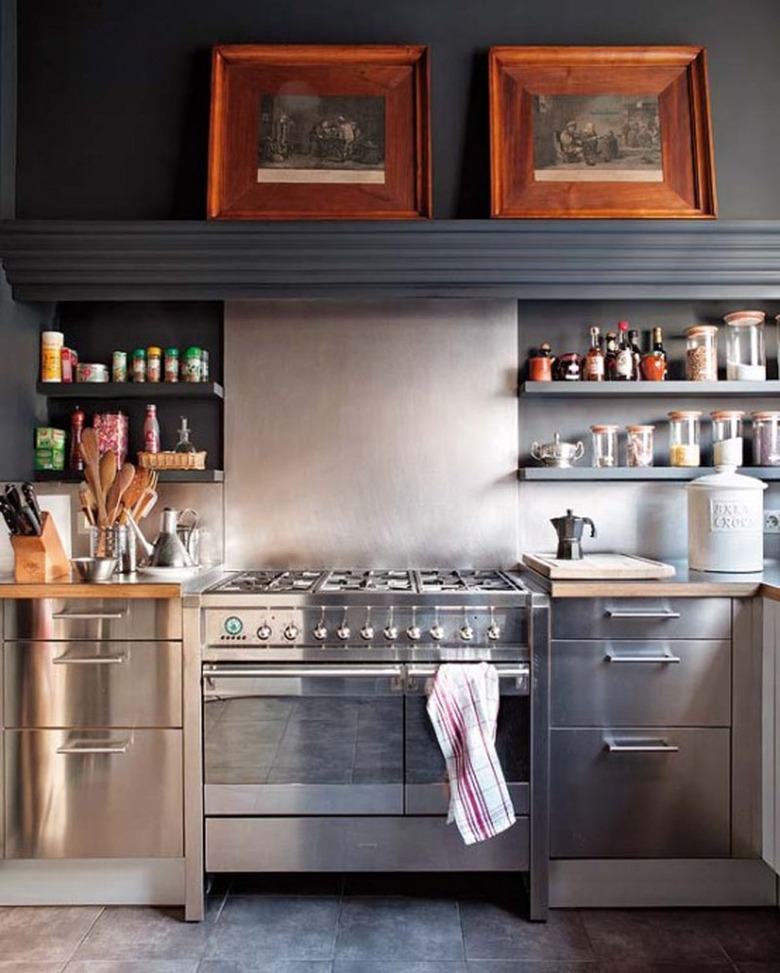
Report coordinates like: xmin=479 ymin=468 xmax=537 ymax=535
xmin=688 ymin=465 xmax=766 ymax=572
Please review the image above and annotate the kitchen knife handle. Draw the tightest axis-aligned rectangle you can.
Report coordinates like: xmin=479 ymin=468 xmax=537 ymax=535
xmin=22 ymin=482 xmax=43 ymax=522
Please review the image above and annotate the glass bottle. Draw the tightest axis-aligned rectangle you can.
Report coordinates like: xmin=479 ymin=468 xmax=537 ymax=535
xmin=626 ymin=424 xmax=654 ymax=468
xmin=613 ymin=321 xmax=634 ymax=381
xmin=174 ymin=416 xmax=196 ymax=454
xmin=69 ymin=405 xmax=85 ymax=472
xmin=582 ymin=327 xmax=605 ymax=381
xmin=751 ymin=411 xmax=780 ymax=467
xmin=668 ymin=410 xmax=702 ymax=467
xmin=590 ymin=424 xmax=620 ymax=468
xmin=604 ymin=332 xmax=618 ymax=381
xmin=527 ymin=342 xmax=553 ymax=382
xmin=143 ymin=403 xmax=160 ymax=454
xmin=710 ymin=410 xmax=744 ymax=467
xmin=629 ymin=329 xmax=643 ymax=381
xmin=723 ymin=310 xmax=766 ymax=381
xmin=640 ymin=327 xmax=668 ymax=381
xmin=685 ymin=325 xmax=718 ymax=381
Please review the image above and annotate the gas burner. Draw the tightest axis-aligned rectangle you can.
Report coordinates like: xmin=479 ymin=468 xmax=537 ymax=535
xmin=417 ymin=569 xmax=518 ymax=593
xmin=207 ymin=570 xmax=325 ymax=594
xmin=321 ymin=570 xmax=414 ymax=592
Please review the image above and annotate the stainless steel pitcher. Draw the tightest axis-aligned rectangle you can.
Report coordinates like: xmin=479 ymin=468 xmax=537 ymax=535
xmin=150 ymin=508 xmax=194 ymax=568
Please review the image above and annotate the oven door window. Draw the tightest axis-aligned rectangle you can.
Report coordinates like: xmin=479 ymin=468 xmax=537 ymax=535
xmin=404 ymin=670 xmax=530 ymax=816
xmin=204 ymin=667 xmax=404 ymax=815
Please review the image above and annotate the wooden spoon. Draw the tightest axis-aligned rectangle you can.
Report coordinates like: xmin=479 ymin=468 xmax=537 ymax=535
xmin=79 ymin=428 xmax=108 ymax=526
xmin=105 ymin=462 xmax=135 ymax=526
xmin=99 ymin=450 xmax=117 ymax=496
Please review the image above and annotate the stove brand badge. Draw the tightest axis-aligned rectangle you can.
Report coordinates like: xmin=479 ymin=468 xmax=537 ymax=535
xmin=708 ymin=499 xmax=759 ymax=532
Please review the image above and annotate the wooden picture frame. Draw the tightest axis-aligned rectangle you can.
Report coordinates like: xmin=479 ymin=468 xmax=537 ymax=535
xmin=489 ymin=46 xmax=717 ymax=219
xmin=207 ymin=44 xmax=431 ymax=220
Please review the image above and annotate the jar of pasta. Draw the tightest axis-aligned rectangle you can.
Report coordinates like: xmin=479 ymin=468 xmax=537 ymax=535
xmin=668 ymin=410 xmax=702 ymax=467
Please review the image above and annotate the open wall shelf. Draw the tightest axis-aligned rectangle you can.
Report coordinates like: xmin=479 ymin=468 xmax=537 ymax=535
xmin=518 ymin=466 xmax=780 ymax=481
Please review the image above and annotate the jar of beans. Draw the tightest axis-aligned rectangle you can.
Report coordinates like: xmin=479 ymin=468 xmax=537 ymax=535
xmin=752 ymin=411 xmax=780 ymax=466
xmin=685 ymin=325 xmax=718 ymax=381
xmin=668 ymin=410 xmax=702 ymax=467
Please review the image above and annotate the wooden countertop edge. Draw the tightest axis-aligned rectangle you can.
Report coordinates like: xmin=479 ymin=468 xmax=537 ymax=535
xmin=0 ymin=582 xmax=182 ymax=599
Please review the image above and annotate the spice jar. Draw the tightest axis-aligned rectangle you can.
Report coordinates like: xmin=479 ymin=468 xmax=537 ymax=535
xmin=723 ymin=310 xmax=766 ymax=381
xmin=668 ymin=410 xmax=702 ymax=467
xmin=590 ymin=424 xmax=619 ymax=468
xmin=132 ymin=348 xmax=147 ymax=382
xmin=40 ymin=331 xmax=64 ymax=382
xmin=147 ymin=346 xmax=162 ymax=383
xmin=112 ymin=350 xmax=128 ymax=382
xmin=183 ymin=346 xmax=202 ymax=383
xmin=164 ymin=347 xmax=179 ymax=383
xmin=685 ymin=325 xmax=718 ymax=381
xmin=626 ymin=424 xmax=654 ymax=468
xmin=710 ymin=410 xmax=744 ymax=467
xmin=751 ymin=411 xmax=780 ymax=466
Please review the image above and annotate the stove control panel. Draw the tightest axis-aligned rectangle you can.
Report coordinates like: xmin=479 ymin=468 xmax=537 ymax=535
xmin=205 ymin=605 xmax=526 ymax=648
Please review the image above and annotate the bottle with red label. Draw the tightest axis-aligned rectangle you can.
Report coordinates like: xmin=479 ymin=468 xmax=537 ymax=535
xmin=143 ymin=404 xmax=160 ymax=454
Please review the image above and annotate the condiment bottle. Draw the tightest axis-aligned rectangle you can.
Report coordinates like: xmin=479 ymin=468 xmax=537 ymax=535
xmin=582 ymin=327 xmax=605 ymax=381
xmin=143 ymin=404 xmax=160 ymax=454
xmin=527 ymin=343 xmax=553 ymax=382
xmin=640 ymin=327 xmax=667 ymax=381
xmin=613 ymin=321 xmax=634 ymax=381
xmin=604 ymin=331 xmax=618 ymax=381
xmin=69 ymin=406 xmax=85 ymax=472
xmin=183 ymin=346 xmax=203 ymax=383
xmin=174 ymin=416 xmax=196 ymax=454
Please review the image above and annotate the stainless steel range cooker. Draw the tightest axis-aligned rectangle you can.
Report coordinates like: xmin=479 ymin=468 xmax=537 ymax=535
xmin=198 ymin=568 xmax=549 ymax=920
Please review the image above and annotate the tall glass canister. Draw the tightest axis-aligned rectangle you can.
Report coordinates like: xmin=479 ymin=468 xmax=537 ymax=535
xmin=668 ymin=411 xmax=702 ymax=467
xmin=710 ymin=410 xmax=744 ymax=467
xmin=626 ymin=424 xmax=654 ymax=468
xmin=685 ymin=325 xmax=719 ymax=381
xmin=590 ymin=424 xmax=619 ymax=468
xmin=723 ymin=310 xmax=766 ymax=381
xmin=752 ymin=411 xmax=780 ymax=466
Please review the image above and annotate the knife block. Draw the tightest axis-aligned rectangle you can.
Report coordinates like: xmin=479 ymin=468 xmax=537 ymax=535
xmin=11 ymin=512 xmax=71 ymax=583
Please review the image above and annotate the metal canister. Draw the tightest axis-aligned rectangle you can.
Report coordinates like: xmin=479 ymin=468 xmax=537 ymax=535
xmin=112 ymin=350 xmax=128 ymax=382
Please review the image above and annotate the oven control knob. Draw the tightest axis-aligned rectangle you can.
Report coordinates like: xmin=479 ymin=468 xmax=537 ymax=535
xmin=313 ymin=623 xmax=328 ymax=641
xmin=459 ymin=623 xmax=474 ymax=642
xmin=487 ymin=623 xmax=501 ymax=641
xmin=283 ymin=623 xmax=299 ymax=641
xmin=384 ymin=625 xmax=399 ymax=641
xmin=256 ymin=622 xmax=272 ymax=641
xmin=406 ymin=625 xmax=422 ymax=641
xmin=337 ymin=623 xmax=351 ymax=640
xmin=360 ymin=624 xmax=375 ymax=641
xmin=429 ymin=624 xmax=444 ymax=641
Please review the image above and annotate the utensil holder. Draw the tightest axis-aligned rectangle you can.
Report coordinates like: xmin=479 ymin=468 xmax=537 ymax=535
xmin=11 ymin=512 xmax=70 ymax=583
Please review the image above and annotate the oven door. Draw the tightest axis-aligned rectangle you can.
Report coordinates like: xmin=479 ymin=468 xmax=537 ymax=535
xmin=403 ymin=663 xmax=531 ymax=816
xmin=203 ymin=664 xmax=405 ymax=815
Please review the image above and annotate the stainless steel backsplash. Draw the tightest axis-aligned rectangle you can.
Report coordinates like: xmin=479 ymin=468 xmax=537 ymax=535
xmin=225 ymin=300 xmax=519 ymax=568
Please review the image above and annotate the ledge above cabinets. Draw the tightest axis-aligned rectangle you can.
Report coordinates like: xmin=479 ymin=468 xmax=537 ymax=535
xmin=3 ymin=219 xmax=780 ymax=301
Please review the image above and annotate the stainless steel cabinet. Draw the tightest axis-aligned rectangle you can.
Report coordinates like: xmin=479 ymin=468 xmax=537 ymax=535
xmin=2 ymin=598 xmax=183 ymax=861
xmin=550 ymin=597 xmax=732 ymax=859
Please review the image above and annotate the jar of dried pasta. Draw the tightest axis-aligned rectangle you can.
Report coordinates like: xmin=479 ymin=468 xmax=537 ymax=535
xmin=685 ymin=325 xmax=718 ymax=381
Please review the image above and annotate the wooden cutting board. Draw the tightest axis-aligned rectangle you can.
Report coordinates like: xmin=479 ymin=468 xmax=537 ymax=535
xmin=523 ymin=552 xmax=676 ymax=579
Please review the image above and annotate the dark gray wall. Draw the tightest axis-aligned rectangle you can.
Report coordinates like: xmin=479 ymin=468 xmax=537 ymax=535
xmin=14 ymin=0 xmax=780 ymax=219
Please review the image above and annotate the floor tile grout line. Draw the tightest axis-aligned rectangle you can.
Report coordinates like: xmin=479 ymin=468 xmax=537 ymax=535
xmin=59 ymin=904 xmax=105 ymax=970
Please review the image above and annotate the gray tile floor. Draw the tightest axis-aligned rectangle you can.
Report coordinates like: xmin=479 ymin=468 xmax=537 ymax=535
xmin=0 ymin=874 xmax=778 ymax=972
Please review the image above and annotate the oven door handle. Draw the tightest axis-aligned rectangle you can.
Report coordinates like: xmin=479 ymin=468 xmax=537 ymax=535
xmin=202 ymin=665 xmax=405 ymax=679
xmin=406 ymin=664 xmax=530 ymax=680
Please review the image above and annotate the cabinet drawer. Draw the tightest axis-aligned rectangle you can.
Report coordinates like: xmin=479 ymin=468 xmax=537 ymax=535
xmin=4 ymin=599 xmax=181 ymax=641
xmin=4 ymin=642 xmax=182 ymax=728
xmin=4 ymin=728 xmax=183 ymax=858
xmin=552 ymin=598 xmax=731 ymax=640
xmin=550 ymin=727 xmax=730 ymax=858
xmin=551 ymin=640 xmax=731 ymax=728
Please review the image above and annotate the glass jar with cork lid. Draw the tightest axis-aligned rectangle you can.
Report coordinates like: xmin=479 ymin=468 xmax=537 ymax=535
xmin=685 ymin=325 xmax=718 ymax=381
xmin=723 ymin=310 xmax=766 ymax=381
xmin=711 ymin=410 xmax=744 ymax=467
xmin=668 ymin=410 xmax=702 ymax=467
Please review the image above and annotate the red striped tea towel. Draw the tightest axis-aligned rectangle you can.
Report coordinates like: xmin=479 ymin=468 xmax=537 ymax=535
xmin=426 ymin=662 xmax=516 ymax=845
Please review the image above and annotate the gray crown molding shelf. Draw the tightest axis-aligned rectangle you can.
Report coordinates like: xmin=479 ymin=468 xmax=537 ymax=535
xmin=1 ymin=220 xmax=780 ymax=301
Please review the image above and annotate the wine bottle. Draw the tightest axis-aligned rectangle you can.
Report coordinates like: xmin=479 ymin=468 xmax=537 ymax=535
xmin=613 ymin=321 xmax=634 ymax=381
xmin=582 ymin=326 xmax=605 ymax=381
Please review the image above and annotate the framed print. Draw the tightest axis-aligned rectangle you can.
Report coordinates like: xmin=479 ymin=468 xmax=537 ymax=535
xmin=207 ymin=44 xmax=431 ymax=220
xmin=489 ymin=46 xmax=717 ymax=219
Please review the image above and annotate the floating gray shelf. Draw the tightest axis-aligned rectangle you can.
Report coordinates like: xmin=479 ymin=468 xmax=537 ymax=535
xmin=33 ymin=469 xmax=225 ymax=484
xmin=518 ymin=466 xmax=780 ymax=481
xmin=37 ymin=381 xmax=224 ymax=399
xmin=521 ymin=380 xmax=780 ymax=397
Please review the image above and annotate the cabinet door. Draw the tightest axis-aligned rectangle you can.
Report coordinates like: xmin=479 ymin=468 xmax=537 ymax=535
xmin=550 ymin=727 xmax=730 ymax=858
xmin=5 ymin=729 xmax=182 ymax=858
xmin=762 ymin=597 xmax=780 ymax=873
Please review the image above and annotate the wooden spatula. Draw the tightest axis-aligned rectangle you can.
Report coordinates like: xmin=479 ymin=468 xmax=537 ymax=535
xmin=105 ymin=462 xmax=135 ymax=526
xmin=79 ymin=428 xmax=108 ymax=526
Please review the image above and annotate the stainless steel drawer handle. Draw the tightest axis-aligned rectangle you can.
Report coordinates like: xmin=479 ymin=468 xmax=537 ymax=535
xmin=406 ymin=665 xmax=530 ymax=679
xmin=605 ymin=610 xmax=681 ymax=619
xmin=56 ymin=740 xmax=130 ymax=755
xmin=605 ymin=651 xmax=681 ymax=664
xmin=606 ymin=740 xmax=680 ymax=754
xmin=203 ymin=665 xmax=405 ymax=679
xmin=52 ymin=652 xmax=127 ymax=665
xmin=51 ymin=611 xmax=128 ymax=620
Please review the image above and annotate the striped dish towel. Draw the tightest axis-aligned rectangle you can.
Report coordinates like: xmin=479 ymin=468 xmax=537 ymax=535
xmin=426 ymin=662 xmax=516 ymax=845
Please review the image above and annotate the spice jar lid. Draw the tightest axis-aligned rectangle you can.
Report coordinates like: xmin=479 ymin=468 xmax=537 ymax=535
xmin=751 ymin=411 xmax=780 ymax=420
xmin=165 ymin=347 xmax=179 ymax=356
xmin=667 ymin=410 xmax=702 ymax=420
xmin=589 ymin=424 xmax=620 ymax=433
xmin=147 ymin=346 xmax=162 ymax=356
xmin=710 ymin=410 xmax=745 ymax=420
xmin=133 ymin=348 xmax=146 ymax=357
xmin=626 ymin=424 xmax=655 ymax=432
xmin=685 ymin=325 xmax=719 ymax=337
xmin=723 ymin=310 xmax=766 ymax=325
xmin=184 ymin=346 xmax=202 ymax=357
